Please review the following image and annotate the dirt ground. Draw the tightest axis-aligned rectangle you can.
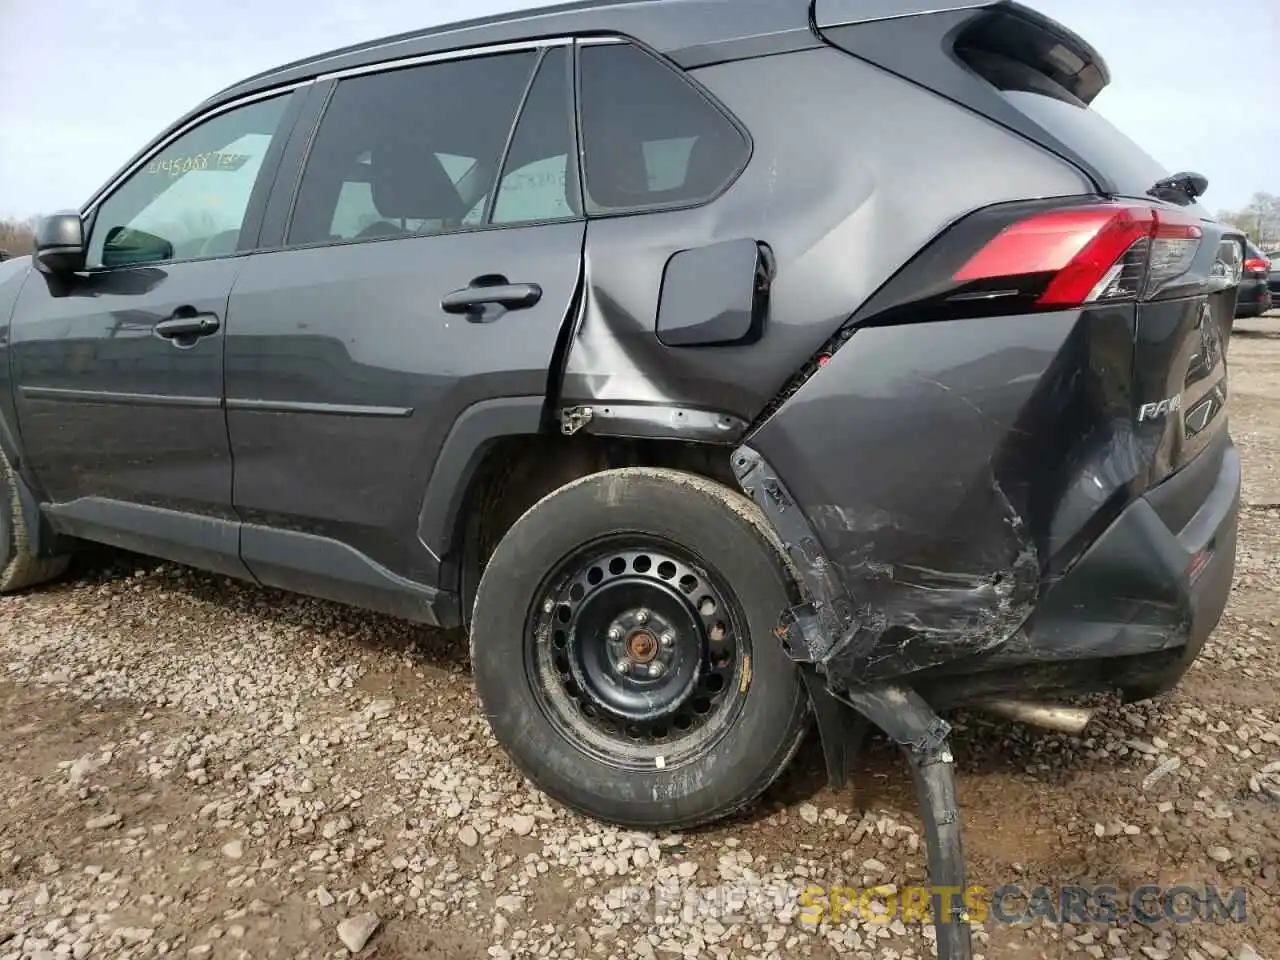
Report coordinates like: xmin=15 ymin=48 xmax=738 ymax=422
xmin=1 ymin=315 xmax=1278 ymax=960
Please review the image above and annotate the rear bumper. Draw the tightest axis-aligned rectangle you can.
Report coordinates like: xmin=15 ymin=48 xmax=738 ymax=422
xmin=736 ymin=302 xmax=1239 ymax=704
xmin=736 ymin=433 xmax=1238 ymax=705
xmin=928 ymin=431 xmax=1239 ymax=703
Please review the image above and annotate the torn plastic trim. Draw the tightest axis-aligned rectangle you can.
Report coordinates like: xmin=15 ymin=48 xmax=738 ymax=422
xmin=734 ymin=442 xmax=973 ymax=958
xmin=816 ymin=680 xmax=974 ymax=960
xmin=731 ymin=445 xmax=855 ymax=661
xmin=736 ymin=438 xmax=1035 ymax=685
xmin=562 ymin=403 xmax=748 ymax=442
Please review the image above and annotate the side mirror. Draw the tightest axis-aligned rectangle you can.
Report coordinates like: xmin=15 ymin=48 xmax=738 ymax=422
xmin=33 ymin=212 xmax=87 ymax=276
xmin=100 ymin=226 xmax=174 ymax=268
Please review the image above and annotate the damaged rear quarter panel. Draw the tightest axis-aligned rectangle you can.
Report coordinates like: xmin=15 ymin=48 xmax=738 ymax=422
xmin=557 ymin=46 xmax=1090 ymax=434
xmin=747 ymin=305 xmax=1148 ymax=683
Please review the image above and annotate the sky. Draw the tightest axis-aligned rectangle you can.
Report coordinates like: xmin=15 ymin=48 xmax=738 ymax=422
xmin=0 ymin=0 xmax=1275 ymax=220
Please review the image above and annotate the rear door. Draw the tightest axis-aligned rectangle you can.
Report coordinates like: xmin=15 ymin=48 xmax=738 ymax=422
xmin=224 ymin=43 xmax=585 ymax=609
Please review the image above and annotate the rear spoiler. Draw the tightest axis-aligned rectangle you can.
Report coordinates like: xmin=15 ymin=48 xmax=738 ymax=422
xmin=811 ymin=0 xmax=1117 ymax=190
xmin=952 ymin=2 xmax=1109 ymax=105
xmin=814 ymin=0 xmax=1109 ymax=103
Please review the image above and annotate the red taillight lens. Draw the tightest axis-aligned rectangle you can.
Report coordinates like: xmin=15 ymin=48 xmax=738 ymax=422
xmin=1244 ymin=256 xmax=1269 ymax=273
xmin=952 ymin=202 xmax=1203 ymax=307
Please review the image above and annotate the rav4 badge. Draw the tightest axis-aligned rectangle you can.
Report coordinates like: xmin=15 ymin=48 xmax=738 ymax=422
xmin=1138 ymin=394 xmax=1183 ymax=422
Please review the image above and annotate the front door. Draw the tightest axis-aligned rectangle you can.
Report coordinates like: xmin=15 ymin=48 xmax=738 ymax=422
xmin=9 ymin=92 xmax=296 ymax=575
xmin=224 ymin=44 xmax=585 ymax=607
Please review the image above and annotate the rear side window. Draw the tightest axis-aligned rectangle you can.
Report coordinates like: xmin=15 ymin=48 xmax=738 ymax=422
xmin=287 ymin=51 xmax=537 ymax=246
xmin=578 ymin=42 xmax=748 ymax=213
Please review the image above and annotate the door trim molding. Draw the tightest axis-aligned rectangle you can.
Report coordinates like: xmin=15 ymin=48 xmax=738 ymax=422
xmin=19 ymin=386 xmax=221 ymax=408
xmin=225 ymin=397 xmax=414 ymax=417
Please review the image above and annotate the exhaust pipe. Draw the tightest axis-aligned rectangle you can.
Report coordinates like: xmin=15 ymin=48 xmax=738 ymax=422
xmin=979 ymin=699 xmax=1095 ymax=736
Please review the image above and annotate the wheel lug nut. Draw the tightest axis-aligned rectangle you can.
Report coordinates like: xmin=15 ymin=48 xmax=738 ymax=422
xmin=543 ymin=598 xmax=555 ymax=614
xmin=659 ymin=631 xmax=675 ymax=648
xmin=648 ymin=662 xmax=665 ymax=678
xmin=615 ymin=659 xmax=631 ymax=675
xmin=635 ymin=609 xmax=649 ymax=625
xmin=607 ymin=626 xmax=622 ymax=641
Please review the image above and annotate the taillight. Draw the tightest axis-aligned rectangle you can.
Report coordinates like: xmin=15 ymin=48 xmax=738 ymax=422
xmin=952 ymin=202 xmax=1203 ymax=307
xmin=1244 ymin=256 xmax=1269 ymax=274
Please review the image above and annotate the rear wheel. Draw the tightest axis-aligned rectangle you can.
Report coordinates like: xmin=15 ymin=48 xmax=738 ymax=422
xmin=0 ymin=450 xmax=69 ymax=593
xmin=470 ymin=467 xmax=808 ymax=830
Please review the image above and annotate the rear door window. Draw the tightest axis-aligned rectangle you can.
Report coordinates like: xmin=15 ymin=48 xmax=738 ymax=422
xmin=286 ymin=51 xmax=537 ymax=246
xmin=477 ymin=46 xmax=580 ymax=226
xmin=577 ymin=42 xmax=748 ymax=213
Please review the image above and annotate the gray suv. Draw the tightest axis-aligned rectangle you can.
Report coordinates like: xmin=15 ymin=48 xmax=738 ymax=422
xmin=0 ymin=4 xmax=1246 ymax=953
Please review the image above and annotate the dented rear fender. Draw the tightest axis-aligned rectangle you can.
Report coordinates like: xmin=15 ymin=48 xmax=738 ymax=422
xmin=739 ymin=304 xmax=1175 ymax=684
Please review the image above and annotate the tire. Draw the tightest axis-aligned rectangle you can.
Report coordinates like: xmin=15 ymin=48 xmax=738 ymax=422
xmin=0 ymin=449 xmax=70 ymax=594
xmin=470 ymin=467 xmax=809 ymax=830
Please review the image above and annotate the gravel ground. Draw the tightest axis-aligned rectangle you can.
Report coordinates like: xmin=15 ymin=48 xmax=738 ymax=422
xmin=1 ymin=315 xmax=1278 ymax=960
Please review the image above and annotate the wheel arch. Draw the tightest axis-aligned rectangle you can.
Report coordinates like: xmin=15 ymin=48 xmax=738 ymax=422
xmin=0 ymin=312 xmax=62 ymax=559
xmin=422 ymin=404 xmax=746 ymax=627
xmin=438 ymin=431 xmax=867 ymax=793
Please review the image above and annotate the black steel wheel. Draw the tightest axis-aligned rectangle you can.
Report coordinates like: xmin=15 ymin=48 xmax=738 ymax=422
xmin=527 ymin=537 xmax=748 ymax=770
xmin=471 ymin=468 xmax=809 ymax=830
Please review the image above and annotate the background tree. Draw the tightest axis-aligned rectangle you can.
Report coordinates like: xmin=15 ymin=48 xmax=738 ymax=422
xmin=1217 ymin=192 xmax=1280 ymax=248
xmin=0 ymin=216 xmax=39 ymax=259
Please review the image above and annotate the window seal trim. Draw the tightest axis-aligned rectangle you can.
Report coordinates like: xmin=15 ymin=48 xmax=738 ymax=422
xmin=566 ymin=40 xmax=587 ymax=222
xmin=79 ymin=249 xmax=259 ymax=277
xmin=315 ymin=37 xmax=572 ymax=82
xmin=280 ymin=79 xmax=339 ymax=248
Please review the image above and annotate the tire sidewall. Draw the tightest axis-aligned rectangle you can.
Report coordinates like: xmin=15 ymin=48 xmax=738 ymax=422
xmin=471 ymin=469 xmax=806 ymax=828
xmin=0 ymin=458 xmax=16 ymax=576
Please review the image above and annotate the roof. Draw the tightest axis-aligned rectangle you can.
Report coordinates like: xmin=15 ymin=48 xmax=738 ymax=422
xmin=213 ymin=0 xmax=813 ymax=107
xmin=82 ymin=0 xmax=816 ymax=213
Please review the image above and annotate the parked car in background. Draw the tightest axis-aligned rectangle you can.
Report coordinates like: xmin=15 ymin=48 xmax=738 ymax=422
xmin=1267 ymin=249 xmax=1280 ymax=302
xmin=1236 ymin=240 xmax=1273 ymax=317
xmin=0 ymin=250 xmax=10 ymax=263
